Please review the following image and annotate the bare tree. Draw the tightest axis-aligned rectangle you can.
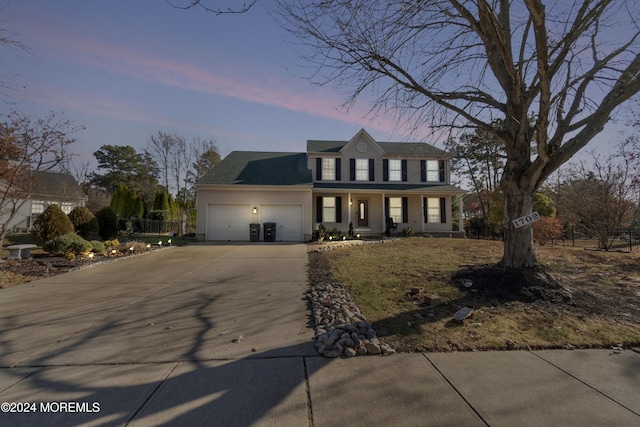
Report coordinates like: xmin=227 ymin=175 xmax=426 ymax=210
xmin=0 ymin=111 xmax=82 ymax=243
xmin=276 ymin=0 xmax=640 ymax=269
xmin=146 ymin=132 xmax=182 ymax=192
xmin=555 ymin=143 xmax=639 ymax=250
xmin=1 ymin=27 xmax=29 ymax=100
xmin=166 ymin=0 xmax=257 ymax=15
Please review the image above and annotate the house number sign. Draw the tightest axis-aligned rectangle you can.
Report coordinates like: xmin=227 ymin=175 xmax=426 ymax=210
xmin=512 ymin=212 xmax=540 ymax=228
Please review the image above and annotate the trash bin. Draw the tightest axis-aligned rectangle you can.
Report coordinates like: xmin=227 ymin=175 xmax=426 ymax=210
xmin=249 ymin=223 xmax=260 ymax=242
xmin=263 ymin=222 xmax=277 ymax=242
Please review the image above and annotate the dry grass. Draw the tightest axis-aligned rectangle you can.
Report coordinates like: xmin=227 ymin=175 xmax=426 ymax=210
xmin=319 ymin=238 xmax=640 ymax=352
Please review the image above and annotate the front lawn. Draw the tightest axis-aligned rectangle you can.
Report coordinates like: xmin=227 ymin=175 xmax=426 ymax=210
xmin=314 ymin=238 xmax=640 ymax=352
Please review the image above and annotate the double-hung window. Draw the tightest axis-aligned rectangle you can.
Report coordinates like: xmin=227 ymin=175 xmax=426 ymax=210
xmin=388 ymin=159 xmax=402 ymax=181
xmin=355 ymin=159 xmax=369 ymax=181
xmin=31 ymin=200 xmax=45 ymax=215
xmin=322 ymin=197 xmax=336 ymax=223
xmin=388 ymin=197 xmax=403 ymax=223
xmin=426 ymin=160 xmax=439 ymax=181
xmin=427 ymin=197 xmax=441 ymax=223
xmin=322 ymin=158 xmax=336 ymax=181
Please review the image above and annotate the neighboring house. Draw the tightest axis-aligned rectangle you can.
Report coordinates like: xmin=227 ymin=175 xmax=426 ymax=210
xmin=196 ymin=129 xmax=465 ymax=242
xmin=2 ymin=170 xmax=87 ymax=232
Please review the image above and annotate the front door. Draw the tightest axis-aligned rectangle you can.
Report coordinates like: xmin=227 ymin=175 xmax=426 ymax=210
xmin=357 ymin=199 xmax=369 ymax=227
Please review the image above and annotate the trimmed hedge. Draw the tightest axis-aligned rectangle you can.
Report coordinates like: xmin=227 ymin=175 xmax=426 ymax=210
xmin=43 ymin=233 xmax=93 ymax=255
xmin=31 ymin=204 xmax=74 ymax=243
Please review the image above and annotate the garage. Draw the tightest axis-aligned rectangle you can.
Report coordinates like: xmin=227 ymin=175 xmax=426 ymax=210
xmin=207 ymin=204 xmax=251 ymax=241
xmin=261 ymin=204 xmax=304 ymax=241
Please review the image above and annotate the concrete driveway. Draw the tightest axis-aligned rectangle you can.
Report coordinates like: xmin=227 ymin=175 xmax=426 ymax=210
xmin=0 ymin=244 xmax=316 ymax=426
xmin=2 ymin=243 xmax=639 ymax=427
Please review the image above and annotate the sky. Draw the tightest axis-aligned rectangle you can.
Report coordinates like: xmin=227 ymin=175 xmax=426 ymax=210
xmin=0 ymin=0 xmax=407 ymax=166
xmin=0 ymin=0 xmax=633 ymax=173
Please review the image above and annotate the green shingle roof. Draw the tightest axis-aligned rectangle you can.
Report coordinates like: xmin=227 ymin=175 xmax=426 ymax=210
xmin=30 ymin=171 xmax=86 ymax=200
xmin=306 ymin=140 xmax=448 ymax=157
xmin=197 ymin=151 xmax=312 ymax=186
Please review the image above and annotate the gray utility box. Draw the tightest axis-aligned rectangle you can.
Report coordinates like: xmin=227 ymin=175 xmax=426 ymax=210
xmin=249 ymin=223 xmax=260 ymax=242
xmin=263 ymin=222 xmax=277 ymax=242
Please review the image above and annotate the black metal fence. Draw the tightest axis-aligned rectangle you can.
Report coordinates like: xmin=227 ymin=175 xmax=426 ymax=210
xmin=464 ymin=224 xmax=640 ymax=252
xmin=129 ymin=216 xmax=196 ymax=236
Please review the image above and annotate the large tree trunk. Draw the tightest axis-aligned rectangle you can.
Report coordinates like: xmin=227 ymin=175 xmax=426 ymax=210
xmin=501 ymin=177 xmax=537 ymax=268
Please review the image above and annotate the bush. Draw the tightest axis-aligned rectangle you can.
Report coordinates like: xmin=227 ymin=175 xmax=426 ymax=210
xmin=90 ymin=240 xmax=105 ymax=253
xmin=68 ymin=206 xmax=99 ymax=238
xmin=65 ymin=252 xmax=76 ymax=261
xmin=31 ymin=204 xmax=74 ymax=243
xmin=533 ymin=216 xmax=565 ymax=245
xmin=95 ymin=207 xmax=118 ymax=240
xmin=120 ymin=241 xmax=149 ymax=254
xmin=43 ymin=233 xmax=93 ymax=255
xmin=103 ymin=239 xmax=120 ymax=250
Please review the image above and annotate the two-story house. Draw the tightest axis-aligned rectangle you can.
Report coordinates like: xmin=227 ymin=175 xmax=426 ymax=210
xmin=195 ymin=129 xmax=465 ymax=241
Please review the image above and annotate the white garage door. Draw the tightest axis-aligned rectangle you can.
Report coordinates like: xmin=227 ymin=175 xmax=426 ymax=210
xmin=261 ymin=204 xmax=303 ymax=241
xmin=207 ymin=204 xmax=251 ymax=241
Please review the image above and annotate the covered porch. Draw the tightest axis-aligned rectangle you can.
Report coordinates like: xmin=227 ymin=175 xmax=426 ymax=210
xmin=313 ymin=185 xmax=465 ymax=237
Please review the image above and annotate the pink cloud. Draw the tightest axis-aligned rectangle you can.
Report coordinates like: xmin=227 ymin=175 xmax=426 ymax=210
xmin=25 ymin=21 xmax=419 ymax=136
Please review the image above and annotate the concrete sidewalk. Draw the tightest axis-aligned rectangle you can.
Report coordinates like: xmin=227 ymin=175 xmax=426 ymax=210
xmin=1 ymin=244 xmax=639 ymax=426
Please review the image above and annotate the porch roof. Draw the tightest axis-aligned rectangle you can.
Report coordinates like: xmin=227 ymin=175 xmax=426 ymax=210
xmin=313 ymin=182 xmax=465 ymax=194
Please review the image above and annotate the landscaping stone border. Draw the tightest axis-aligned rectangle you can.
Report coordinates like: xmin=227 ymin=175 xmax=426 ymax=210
xmin=307 ymin=240 xmax=395 ymax=357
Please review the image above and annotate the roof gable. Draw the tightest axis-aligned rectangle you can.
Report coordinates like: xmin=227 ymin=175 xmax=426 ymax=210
xmin=340 ymin=128 xmax=385 ymax=155
xmin=197 ymin=151 xmax=312 ymax=186
xmin=307 ymin=129 xmax=448 ymax=158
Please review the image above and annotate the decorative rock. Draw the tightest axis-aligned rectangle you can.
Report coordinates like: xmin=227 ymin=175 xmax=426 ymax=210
xmin=344 ymin=347 xmax=357 ymax=357
xmin=308 ymin=259 xmax=395 ymax=358
xmin=365 ymin=342 xmax=381 ymax=355
xmin=323 ymin=346 xmax=342 ymax=358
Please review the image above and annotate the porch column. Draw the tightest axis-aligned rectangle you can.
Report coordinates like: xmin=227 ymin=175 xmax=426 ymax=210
xmin=381 ymin=193 xmax=386 ymax=231
xmin=458 ymin=194 xmax=464 ymax=232
xmin=421 ymin=195 xmax=425 ymax=233
xmin=347 ymin=192 xmax=352 ymax=227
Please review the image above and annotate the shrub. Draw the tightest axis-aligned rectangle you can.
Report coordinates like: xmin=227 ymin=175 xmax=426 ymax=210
xmin=68 ymin=206 xmax=99 ymax=238
xmin=95 ymin=207 xmax=118 ymax=240
xmin=403 ymin=227 xmax=415 ymax=237
xmin=120 ymin=241 xmax=148 ymax=254
xmin=103 ymin=239 xmax=120 ymax=250
xmin=31 ymin=204 xmax=74 ymax=243
xmin=533 ymin=216 xmax=565 ymax=245
xmin=90 ymin=240 xmax=105 ymax=253
xmin=43 ymin=233 xmax=93 ymax=255
xmin=65 ymin=252 xmax=76 ymax=261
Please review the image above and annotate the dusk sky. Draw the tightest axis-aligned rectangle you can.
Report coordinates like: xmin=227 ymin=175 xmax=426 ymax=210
xmin=1 ymin=0 xmax=408 ymax=166
xmin=0 ymin=0 xmax=629 ymax=171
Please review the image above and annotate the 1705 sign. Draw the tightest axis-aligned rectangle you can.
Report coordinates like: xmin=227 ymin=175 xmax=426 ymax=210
xmin=512 ymin=212 xmax=541 ymax=229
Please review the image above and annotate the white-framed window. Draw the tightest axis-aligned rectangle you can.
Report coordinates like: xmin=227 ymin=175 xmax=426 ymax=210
xmin=389 ymin=197 xmax=403 ymax=223
xmin=31 ymin=200 xmax=45 ymax=214
xmin=322 ymin=158 xmax=336 ymax=181
xmin=356 ymin=159 xmax=369 ymax=181
xmin=427 ymin=197 xmax=440 ymax=223
xmin=322 ymin=197 xmax=336 ymax=222
xmin=426 ymin=160 xmax=439 ymax=181
xmin=388 ymin=159 xmax=402 ymax=181
xmin=60 ymin=202 xmax=74 ymax=214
